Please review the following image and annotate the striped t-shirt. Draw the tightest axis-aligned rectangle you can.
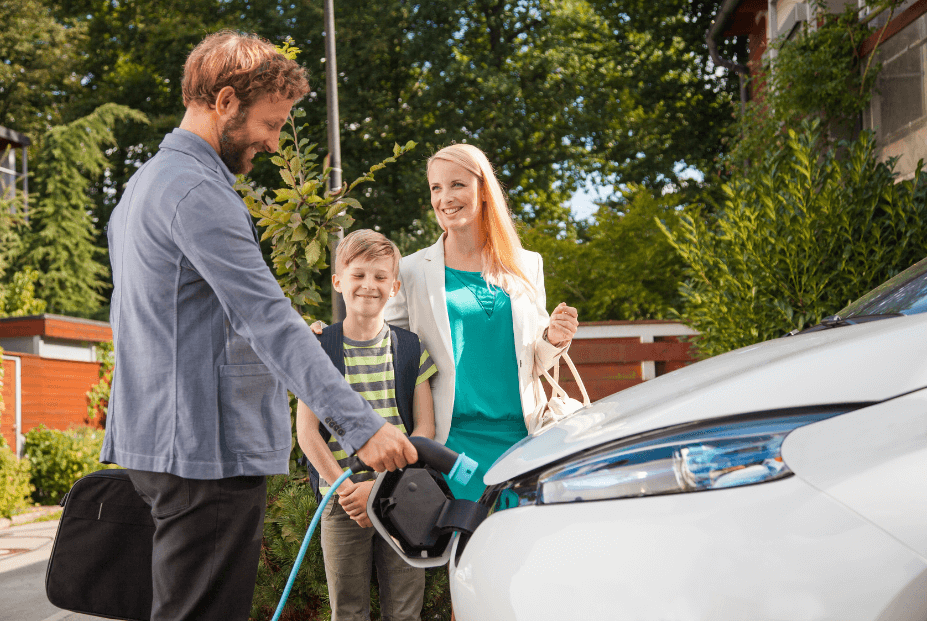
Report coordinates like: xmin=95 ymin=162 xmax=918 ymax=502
xmin=320 ymin=324 xmax=437 ymax=493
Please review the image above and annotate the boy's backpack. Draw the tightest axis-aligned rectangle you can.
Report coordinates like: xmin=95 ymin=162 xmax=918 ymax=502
xmin=305 ymin=322 xmax=420 ymax=502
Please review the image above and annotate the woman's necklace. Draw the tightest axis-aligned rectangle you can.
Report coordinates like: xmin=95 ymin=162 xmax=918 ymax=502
xmin=448 ymin=268 xmax=496 ymax=318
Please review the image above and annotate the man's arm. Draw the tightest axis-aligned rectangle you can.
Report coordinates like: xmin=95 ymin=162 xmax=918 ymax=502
xmin=171 ymin=181 xmax=416 ymax=469
xmin=295 ymin=399 xmax=353 ymax=494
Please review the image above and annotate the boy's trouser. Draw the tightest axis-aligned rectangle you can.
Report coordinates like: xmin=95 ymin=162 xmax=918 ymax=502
xmin=321 ymin=498 xmax=426 ymax=621
xmin=127 ymin=470 xmax=267 ymax=621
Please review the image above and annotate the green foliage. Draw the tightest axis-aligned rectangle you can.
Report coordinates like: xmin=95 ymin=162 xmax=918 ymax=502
xmin=523 ymin=185 xmax=685 ymax=319
xmin=728 ymin=0 xmax=897 ymax=167
xmin=0 ymin=437 xmax=33 ymax=519
xmin=250 ymin=473 xmax=329 ymax=621
xmin=588 ymin=0 xmax=743 ymax=193
xmin=23 ymin=425 xmax=114 ymax=505
xmin=0 ymin=195 xmax=45 ymax=318
xmin=391 ymin=211 xmax=444 ymax=259
xmin=236 ymin=107 xmax=416 ymax=318
xmin=18 ymin=103 xmax=147 ymax=315
xmin=0 ymin=268 xmax=48 ymax=318
xmin=86 ymin=340 xmax=114 ymax=426
xmin=661 ymin=120 xmax=927 ymax=357
xmin=0 ymin=0 xmax=87 ymax=136
xmin=769 ymin=3 xmax=879 ymax=124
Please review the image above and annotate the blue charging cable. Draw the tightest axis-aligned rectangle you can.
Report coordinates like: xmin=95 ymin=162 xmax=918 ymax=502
xmin=270 ymin=468 xmax=354 ymax=621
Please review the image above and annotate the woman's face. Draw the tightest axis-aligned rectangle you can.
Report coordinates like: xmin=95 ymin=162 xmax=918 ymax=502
xmin=428 ymin=158 xmax=482 ymax=234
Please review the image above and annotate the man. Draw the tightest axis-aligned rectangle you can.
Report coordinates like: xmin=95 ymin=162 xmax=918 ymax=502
xmin=101 ymin=31 xmax=416 ymax=621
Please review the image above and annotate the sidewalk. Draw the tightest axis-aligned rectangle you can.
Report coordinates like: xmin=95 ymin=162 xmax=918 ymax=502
xmin=0 ymin=508 xmax=115 ymax=621
xmin=0 ymin=507 xmax=62 ymax=574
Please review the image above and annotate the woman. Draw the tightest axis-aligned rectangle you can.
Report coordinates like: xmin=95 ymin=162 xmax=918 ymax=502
xmin=383 ymin=143 xmax=578 ymax=501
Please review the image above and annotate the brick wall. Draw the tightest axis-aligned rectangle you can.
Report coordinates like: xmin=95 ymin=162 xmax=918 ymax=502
xmin=0 ymin=353 xmax=103 ymax=451
xmin=545 ymin=323 xmax=699 ymax=403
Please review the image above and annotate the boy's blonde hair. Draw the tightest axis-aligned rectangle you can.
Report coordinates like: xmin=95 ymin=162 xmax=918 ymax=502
xmin=427 ymin=144 xmax=535 ymax=298
xmin=335 ymin=229 xmax=400 ymax=276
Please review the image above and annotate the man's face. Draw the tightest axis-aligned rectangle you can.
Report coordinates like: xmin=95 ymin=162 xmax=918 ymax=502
xmin=218 ymin=94 xmax=294 ymax=175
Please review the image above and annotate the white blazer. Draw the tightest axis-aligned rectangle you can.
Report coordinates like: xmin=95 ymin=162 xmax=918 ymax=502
xmin=384 ymin=236 xmax=565 ymax=444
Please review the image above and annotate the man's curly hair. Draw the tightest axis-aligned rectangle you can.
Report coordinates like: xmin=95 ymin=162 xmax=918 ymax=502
xmin=182 ymin=30 xmax=310 ymax=110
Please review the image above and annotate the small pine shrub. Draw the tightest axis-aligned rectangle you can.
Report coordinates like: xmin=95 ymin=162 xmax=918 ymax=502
xmin=23 ymin=425 xmax=112 ymax=505
xmin=0 ymin=437 xmax=33 ymax=518
xmin=250 ymin=473 xmax=330 ymax=621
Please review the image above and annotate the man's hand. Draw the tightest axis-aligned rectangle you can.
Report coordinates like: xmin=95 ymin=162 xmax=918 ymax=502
xmin=356 ymin=423 xmax=418 ymax=472
xmin=339 ymin=480 xmax=374 ymax=528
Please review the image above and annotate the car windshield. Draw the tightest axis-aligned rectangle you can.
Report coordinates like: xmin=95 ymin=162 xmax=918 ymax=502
xmin=838 ymin=256 xmax=927 ymax=318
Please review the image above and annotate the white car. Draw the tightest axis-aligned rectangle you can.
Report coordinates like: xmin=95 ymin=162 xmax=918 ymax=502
xmin=449 ymin=260 xmax=927 ymax=621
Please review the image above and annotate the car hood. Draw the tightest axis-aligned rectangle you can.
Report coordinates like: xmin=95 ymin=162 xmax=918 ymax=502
xmin=485 ymin=313 xmax=927 ymax=485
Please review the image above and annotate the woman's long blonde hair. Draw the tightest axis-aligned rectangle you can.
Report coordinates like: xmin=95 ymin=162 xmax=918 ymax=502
xmin=428 ymin=143 xmax=536 ymax=298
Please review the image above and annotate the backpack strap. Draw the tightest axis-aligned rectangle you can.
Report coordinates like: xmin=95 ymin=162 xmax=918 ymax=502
xmin=389 ymin=324 xmax=420 ymax=435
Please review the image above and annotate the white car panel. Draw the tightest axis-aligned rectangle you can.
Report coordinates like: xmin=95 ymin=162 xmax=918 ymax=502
xmin=783 ymin=388 xmax=927 ymax=559
xmin=450 ymin=476 xmax=927 ymax=621
xmin=487 ymin=314 xmax=927 ymax=485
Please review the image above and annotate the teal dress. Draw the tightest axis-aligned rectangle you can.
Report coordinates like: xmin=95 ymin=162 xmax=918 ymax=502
xmin=443 ymin=266 xmax=527 ymax=501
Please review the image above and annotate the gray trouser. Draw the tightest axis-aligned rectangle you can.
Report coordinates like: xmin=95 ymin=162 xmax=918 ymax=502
xmin=321 ymin=499 xmax=426 ymax=621
xmin=127 ymin=470 xmax=267 ymax=621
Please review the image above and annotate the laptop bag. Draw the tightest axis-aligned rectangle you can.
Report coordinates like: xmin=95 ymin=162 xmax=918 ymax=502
xmin=45 ymin=468 xmax=153 ymax=621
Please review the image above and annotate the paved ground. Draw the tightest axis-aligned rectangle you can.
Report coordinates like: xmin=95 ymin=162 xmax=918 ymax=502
xmin=0 ymin=508 xmax=111 ymax=621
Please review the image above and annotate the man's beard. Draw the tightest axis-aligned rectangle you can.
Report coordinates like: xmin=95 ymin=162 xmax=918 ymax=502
xmin=218 ymin=110 xmax=252 ymax=175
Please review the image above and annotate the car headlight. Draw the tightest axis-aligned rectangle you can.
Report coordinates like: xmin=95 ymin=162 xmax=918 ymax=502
xmin=485 ymin=406 xmax=861 ymax=511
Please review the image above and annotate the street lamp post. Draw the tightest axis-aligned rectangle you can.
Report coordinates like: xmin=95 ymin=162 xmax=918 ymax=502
xmin=324 ymin=0 xmax=346 ymax=323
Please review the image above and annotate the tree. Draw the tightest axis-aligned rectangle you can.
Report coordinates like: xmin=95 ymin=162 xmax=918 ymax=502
xmin=585 ymin=0 xmax=744 ymax=194
xmin=0 ymin=0 xmax=87 ymax=137
xmin=661 ymin=121 xmax=927 ymax=358
xmin=18 ymin=103 xmax=147 ymax=315
xmin=523 ymin=185 xmax=684 ymax=318
xmin=0 ymin=199 xmax=46 ymax=317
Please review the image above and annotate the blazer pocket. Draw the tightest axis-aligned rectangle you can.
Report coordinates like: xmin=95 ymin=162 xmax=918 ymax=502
xmin=218 ymin=363 xmax=290 ymax=454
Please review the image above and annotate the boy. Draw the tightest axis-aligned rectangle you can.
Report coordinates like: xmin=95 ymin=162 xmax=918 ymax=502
xmin=296 ymin=229 xmax=437 ymax=621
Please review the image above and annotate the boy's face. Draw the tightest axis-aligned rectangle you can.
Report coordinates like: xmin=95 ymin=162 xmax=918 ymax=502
xmin=333 ymin=255 xmax=400 ymax=321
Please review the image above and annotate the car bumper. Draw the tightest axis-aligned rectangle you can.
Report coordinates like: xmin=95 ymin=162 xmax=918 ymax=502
xmin=449 ymin=475 xmax=927 ymax=621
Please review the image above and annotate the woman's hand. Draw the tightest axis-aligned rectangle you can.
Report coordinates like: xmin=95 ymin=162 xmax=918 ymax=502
xmin=547 ymin=302 xmax=578 ymax=347
xmin=309 ymin=320 xmax=326 ymax=335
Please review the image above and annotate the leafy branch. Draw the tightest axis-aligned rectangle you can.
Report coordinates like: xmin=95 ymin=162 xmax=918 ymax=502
xmin=236 ymin=110 xmax=415 ymax=317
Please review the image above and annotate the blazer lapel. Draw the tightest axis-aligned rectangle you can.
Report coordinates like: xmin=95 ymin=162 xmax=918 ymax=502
xmin=423 ymin=236 xmax=454 ymax=362
xmin=510 ymin=254 xmax=534 ymax=351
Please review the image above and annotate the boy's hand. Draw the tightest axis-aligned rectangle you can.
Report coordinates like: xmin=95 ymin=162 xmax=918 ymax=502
xmin=340 ymin=480 xmax=374 ymax=528
xmin=310 ymin=320 xmax=326 ymax=335
xmin=335 ymin=478 xmax=357 ymax=499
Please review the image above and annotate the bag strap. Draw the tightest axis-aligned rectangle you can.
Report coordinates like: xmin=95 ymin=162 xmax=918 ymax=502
xmin=534 ymin=351 xmax=591 ymax=407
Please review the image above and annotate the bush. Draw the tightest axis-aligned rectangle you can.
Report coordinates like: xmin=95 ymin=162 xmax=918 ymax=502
xmin=662 ymin=120 xmax=927 ymax=357
xmin=23 ymin=425 xmax=112 ymax=505
xmin=86 ymin=340 xmax=113 ymax=426
xmin=0 ymin=437 xmax=33 ymax=518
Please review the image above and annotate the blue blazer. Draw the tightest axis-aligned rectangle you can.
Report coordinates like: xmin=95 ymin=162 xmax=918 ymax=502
xmin=101 ymin=129 xmax=384 ymax=479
